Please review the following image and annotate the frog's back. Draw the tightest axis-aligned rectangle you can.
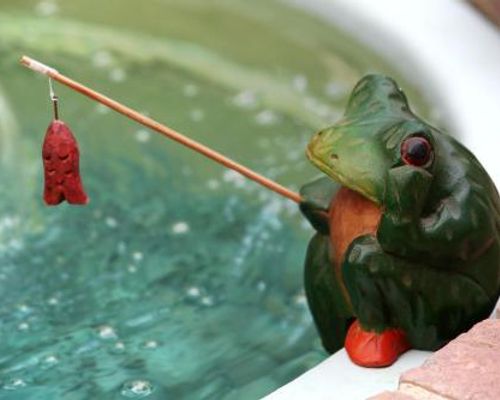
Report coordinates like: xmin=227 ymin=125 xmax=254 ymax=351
xmin=433 ymin=132 xmax=500 ymax=297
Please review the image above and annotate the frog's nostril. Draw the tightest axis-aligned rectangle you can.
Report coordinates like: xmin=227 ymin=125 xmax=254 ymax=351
xmin=330 ymin=153 xmax=339 ymax=160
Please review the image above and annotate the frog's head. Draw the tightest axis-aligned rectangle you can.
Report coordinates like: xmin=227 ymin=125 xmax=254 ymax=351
xmin=307 ymin=75 xmax=436 ymax=204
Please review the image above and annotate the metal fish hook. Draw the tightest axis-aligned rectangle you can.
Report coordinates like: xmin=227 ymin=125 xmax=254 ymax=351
xmin=48 ymin=77 xmax=59 ymax=120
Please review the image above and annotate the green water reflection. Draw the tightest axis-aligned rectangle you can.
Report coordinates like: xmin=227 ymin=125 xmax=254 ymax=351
xmin=0 ymin=1 xmax=431 ymax=399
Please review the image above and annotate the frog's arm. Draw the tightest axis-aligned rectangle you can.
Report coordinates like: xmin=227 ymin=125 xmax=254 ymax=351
xmin=304 ymin=233 xmax=353 ymax=353
xmin=378 ymin=165 xmax=495 ymax=261
xmin=299 ymin=176 xmax=340 ymax=235
xmin=343 ymin=235 xmax=493 ymax=349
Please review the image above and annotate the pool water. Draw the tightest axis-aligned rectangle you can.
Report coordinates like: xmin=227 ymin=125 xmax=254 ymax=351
xmin=0 ymin=1 xmax=432 ymax=399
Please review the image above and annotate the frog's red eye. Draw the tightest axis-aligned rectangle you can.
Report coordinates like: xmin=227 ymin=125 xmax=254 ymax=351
xmin=401 ymin=136 xmax=433 ymax=167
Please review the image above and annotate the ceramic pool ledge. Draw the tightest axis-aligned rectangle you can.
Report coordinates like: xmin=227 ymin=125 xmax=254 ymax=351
xmin=266 ymin=1 xmax=500 ymax=399
xmin=265 ymin=350 xmax=430 ymax=400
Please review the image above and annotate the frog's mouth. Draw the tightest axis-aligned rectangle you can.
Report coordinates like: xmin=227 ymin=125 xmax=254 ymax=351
xmin=306 ymin=143 xmax=380 ymax=205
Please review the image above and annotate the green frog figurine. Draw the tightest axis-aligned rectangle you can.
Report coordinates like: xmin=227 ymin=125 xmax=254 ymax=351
xmin=299 ymin=75 xmax=500 ymax=367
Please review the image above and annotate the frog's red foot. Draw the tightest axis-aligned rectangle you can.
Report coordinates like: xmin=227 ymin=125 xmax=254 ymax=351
xmin=345 ymin=320 xmax=411 ymax=367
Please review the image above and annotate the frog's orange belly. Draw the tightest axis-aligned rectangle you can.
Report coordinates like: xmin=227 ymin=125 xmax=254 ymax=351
xmin=328 ymin=187 xmax=382 ymax=302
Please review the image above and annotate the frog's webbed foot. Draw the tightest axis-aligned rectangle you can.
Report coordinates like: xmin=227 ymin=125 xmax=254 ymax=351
xmin=345 ymin=319 xmax=410 ymax=367
xmin=342 ymin=234 xmax=493 ymax=350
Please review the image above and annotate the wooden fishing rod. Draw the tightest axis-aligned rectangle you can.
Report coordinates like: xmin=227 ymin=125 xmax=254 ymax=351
xmin=20 ymin=55 xmax=303 ymax=204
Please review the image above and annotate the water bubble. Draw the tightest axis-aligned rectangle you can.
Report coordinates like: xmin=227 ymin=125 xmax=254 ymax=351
xmin=206 ymin=179 xmax=220 ymax=190
xmin=61 ymin=272 xmax=70 ymax=281
xmin=95 ymin=104 xmax=110 ymax=114
xmin=3 ymin=378 xmax=27 ymax=390
xmin=132 ymin=252 xmax=143 ymax=262
xmin=117 ymin=242 xmax=127 ymax=255
xmin=17 ymin=322 xmax=29 ymax=331
xmin=223 ymin=170 xmax=246 ymax=188
xmin=257 ymin=281 xmax=267 ymax=292
xmin=92 ymin=50 xmax=113 ymax=68
xmin=255 ymin=110 xmax=278 ymax=126
xmin=35 ymin=1 xmax=58 ymax=16
xmin=172 ymin=222 xmax=189 ymax=234
xmin=110 ymin=68 xmax=127 ymax=82
xmin=189 ymin=109 xmax=205 ymax=122
xmin=143 ymin=340 xmax=158 ymax=349
xmin=98 ymin=325 xmax=117 ymax=340
xmin=121 ymin=380 xmax=154 ymax=398
xmin=41 ymin=355 xmax=59 ymax=368
xmin=18 ymin=304 xmax=31 ymax=314
xmin=113 ymin=341 xmax=126 ymax=353
xmin=292 ymin=75 xmax=308 ymax=92
xmin=135 ymin=130 xmax=151 ymax=143
xmin=47 ymin=297 xmax=59 ymax=306
xmin=75 ymin=340 xmax=100 ymax=355
xmin=0 ymin=215 xmax=19 ymax=232
xmin=8 ymin=239 xmax=23 ymax=250
xmin=303 ymin=96 xmax=331 ymax=118
xmin=324 ymin=81 xmax=349 ymax=99
xmin=294 ymin=292 xmax=307 ymax=306
xmin=105 ymin=217 xmax=118 ymax=228
xmin=128 ymin=265 xmax=137 ymax=273
xmin=186 ymin=286 xmax=201 ymax=298
xmin=232 ymin=90 xmax=257 ymax=109
xmin=183 ymin=84 xmax=199 ymax=97
xmin=201 ymin=296 xmax=214 ymax=306
xmin=44 ymin=355 xmax=58 ymax=364
xmin=125 ymin=313 xmax=155 ymax=328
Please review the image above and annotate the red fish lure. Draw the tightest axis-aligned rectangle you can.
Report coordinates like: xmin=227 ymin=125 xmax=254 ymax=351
xmin=42 ymin=120 xmax=89 ymax=205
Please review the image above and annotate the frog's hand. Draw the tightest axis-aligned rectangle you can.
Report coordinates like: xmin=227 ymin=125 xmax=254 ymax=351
xmin=299 ymin=176 xmax=340 ymax=235
xmin=379 ymin=165 xmax=498 ymax=261
xmin=304 ymin=233 xmax=353 ymax=353
xmin=343 ymin=235 xmax=494 ymax=350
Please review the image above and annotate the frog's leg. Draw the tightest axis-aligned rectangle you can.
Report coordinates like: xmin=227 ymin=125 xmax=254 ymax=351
xmin=342 ymin=235 xmax=493 ymax=364
xmin=300 ymin=176 xmax=353 ymax=353
xmin=304 ymin=233 xmax=353 ymax=353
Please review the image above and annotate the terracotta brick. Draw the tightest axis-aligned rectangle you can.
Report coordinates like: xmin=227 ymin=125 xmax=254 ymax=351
xmin=457 ymin=318 xmax=500 ymax=348
xmin=367 ymin=390 xmax=416 ymax=400
xmin=400 ymin=319 xmax=500 ymax=400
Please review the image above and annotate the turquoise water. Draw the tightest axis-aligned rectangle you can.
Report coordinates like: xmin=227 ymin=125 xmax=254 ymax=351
xmin=0 ymin=1 xmax=430 ymax=399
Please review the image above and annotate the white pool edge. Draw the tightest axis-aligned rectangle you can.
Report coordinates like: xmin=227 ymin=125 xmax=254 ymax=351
xmin=265 ymin=349 xmax=430 ymax=400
